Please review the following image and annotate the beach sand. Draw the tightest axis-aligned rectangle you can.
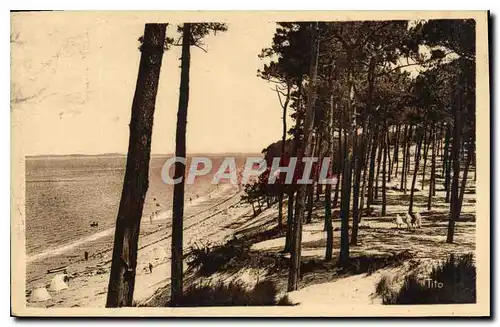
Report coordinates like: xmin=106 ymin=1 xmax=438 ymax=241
xmin=26 ymin=182 xmax=250 ymax=308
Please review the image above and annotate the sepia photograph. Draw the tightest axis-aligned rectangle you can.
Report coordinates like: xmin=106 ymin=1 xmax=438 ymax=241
xmin=10 ymin=11 xmax=490 ymax=317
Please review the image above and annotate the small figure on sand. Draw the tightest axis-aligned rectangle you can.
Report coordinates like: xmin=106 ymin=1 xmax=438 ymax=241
xmin=148 ymin=263 xmax=153 ymax=274
xmin=189 ymin=197 xmax=192 ymax=203
xmin=84 ymin=251 xmax=89 ymax=261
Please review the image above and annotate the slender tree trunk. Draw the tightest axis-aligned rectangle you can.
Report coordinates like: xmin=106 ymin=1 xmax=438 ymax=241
xmin=421 ymin=127 xmax=430 ymax=190
xmin=339 ymin=49 xmax=355 ymax=266
xmin=284 ymin=191 xmax=294 ymax=252
xmin=305 ymin=135 xmax=318 ymax=224
xmin=288 ymin=23 xmax=319 ymax=291
xmin=447 ymin=109 xmax=462 ymax=243
xmin=403 ymin=125 xmax=413 ymax=194
xmin=106 ymin=23 xmax=166 ymax=308
xmin=443 ymin=125 xmax=451 ymax=200
xmin=305 ymin=183 xmax=314 ymax=223
xmin=408 ymin=127 xmax=424 ymax=214
xmin=427 ymin=124 xmax=437 ymax=211
xmin=333 ymin=125 xmax=342 ymax=207
xmin=386 ymin=130 xmax=392 ymax=183
xmin=367 ymin=126 xmax=379 ymax=209
xmin=315 ymin=131 xmax=324 ymax=202
xmin=358 ymin=123 xmax=372 ymax=224
xmin=284 ymin=81 xmax=303 ymax=253
xmin=400 ymin=124 xmax=408 ymax=191
xmin=382 ymin=127 xmax=388 ymax=216
xmin=374 ymin=134 xmax=383 ymax=200
xmin=404 ymin=125 xmax=413 ymax=192
xmin=325 ymin=92 xmax=335 ymax=261
xmin=170 ymin=23 xmax=192 ymax=306
xmin=393 ymin=125 xmax=401 ymax=179
xmin=458 ymin=139 xmax=474 ymax=215
xmin=350 ymin=72 xmax=371 ymax=248
xmin=279 ymin=88 xmax=291 ymax=230
xmin=350 ymin=127 xmax=362 ymax=246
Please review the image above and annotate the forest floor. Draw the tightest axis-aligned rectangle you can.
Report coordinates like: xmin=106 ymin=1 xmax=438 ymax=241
xmin=143 ymin=146 xmax=476 ymax=307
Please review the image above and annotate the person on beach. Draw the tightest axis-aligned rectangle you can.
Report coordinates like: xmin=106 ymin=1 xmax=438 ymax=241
xmin=190 ymin=197 xmax=192 ymax=203
xmin=84 ymin=251 xmax=89 ymax=261
xmin=148 ymin=263 xmax=153 ymax=274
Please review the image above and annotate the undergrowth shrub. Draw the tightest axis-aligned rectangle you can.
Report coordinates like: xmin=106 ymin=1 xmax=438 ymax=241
xmin=186 ymin=238 xmax=249 ymax=276
xmin=169 ymin=279 xmax=294 ymax=306
xmin=380 ymin=253 xmax=476 ymax=304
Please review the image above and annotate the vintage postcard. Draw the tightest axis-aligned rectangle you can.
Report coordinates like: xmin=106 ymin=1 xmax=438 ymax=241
xmin=11 ymin=11 xmax=490 ymax=317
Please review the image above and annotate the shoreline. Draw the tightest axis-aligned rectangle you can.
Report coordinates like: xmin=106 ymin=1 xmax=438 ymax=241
xmin=26 ymin=183 xmax=222 ymax=265
xmin=26 ymin=182 xmax=246 ymax=307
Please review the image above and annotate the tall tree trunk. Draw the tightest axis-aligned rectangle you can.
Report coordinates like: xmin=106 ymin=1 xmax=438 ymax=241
xmin=106 ymin=23 xmax=166 ymax=308
xmin=374 ymin=134 xmax=383 ymax=200
xmin=399 ymin=124 xmax=408 ymax=191
xmin=278 ymin=86 xmax=291 ymax=231
xmin=350 ymin=55 xmax=373 ymax=244
xmin=443 ymin=125 xmax=451 ymax=199
xmin=445 ymin=149 xmax=453 ymax=202
xmin=382 ymin=127 xmax=388 ymax=216
xmin=358 ymin=122 xmax=372 ymax=225
xmin=367 ymin=126 xmax=379 ymax=209
xmin=288 ymin=23 xmax=319 ymax=291
xmin=421 ymin=126 xmax=430 ymax=190
xmin=393 ymin=125 xmax=401 ymax=179
xmin=315 ymin=130 xmax=324 ymax=202
xmin=447 ymin=109 xmax=462 ymax=243
xmin=402 ymin=125 xmax=413 ymax=194
xmin=284 ymin=191 xmax=294 ymax=252
xmin=386 ymin=130 xmax=392 ymax=183
xmin=408 ymin=127 xmax=424 ymax=214
xmin=305 ymin=183 xmax=314 ymax=223
xmin=339 ymin=49 xmax=355 ymax=266
xmin=325 ymin=92 xmax=335 ymax=261
xmin=458 ymin=139 xmax=474 ymax=215
xmin=350 ymin=127 xmax=362 ymax=246
xmin=427 ymin=124 xmax=436 ymax=211
xmin=404 ymin=125 xmax=413 ymax=192
xmin=170 ymin=23 xmax=191 ymax=306
xmin=305 ymin=135 xmax=318 ymax=224
xmin=284 ymin=81 xmax=303 ymax=253
xmin=333 ymin=126 xmax=342 ymax=207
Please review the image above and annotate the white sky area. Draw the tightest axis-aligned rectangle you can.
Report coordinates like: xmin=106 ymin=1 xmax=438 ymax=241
xmin=11 ymin=14 xmax=444 ymax=156
xmin=11 ymin=14 xmax=285 ymax=155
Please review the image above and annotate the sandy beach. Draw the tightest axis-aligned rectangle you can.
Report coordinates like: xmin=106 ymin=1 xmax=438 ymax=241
xmin=26 ymin=181 xmax=250 ymax=308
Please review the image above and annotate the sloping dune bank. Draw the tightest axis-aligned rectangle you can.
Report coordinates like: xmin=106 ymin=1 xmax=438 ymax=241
xmin=27 ymin=182 xmax=249 ymax=308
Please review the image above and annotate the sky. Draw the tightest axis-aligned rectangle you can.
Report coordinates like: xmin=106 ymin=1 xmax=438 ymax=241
xmin=11 ymin=13 xmax=289 ymax=155
xmin=10 ymin=13 xmax=457 ymax=156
